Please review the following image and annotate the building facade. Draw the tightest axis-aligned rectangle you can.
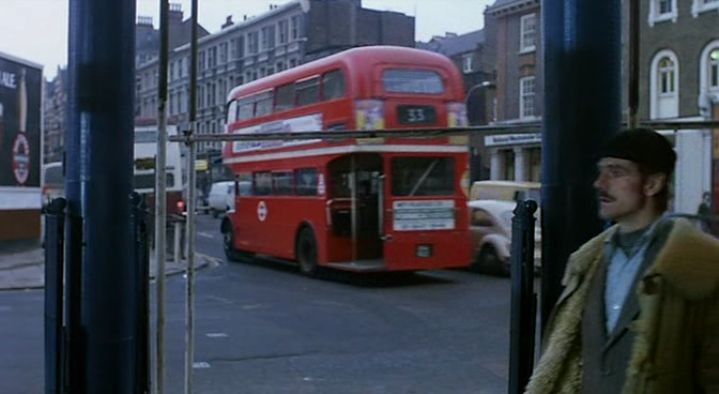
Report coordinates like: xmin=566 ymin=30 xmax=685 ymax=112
xmin=418 ymin=30 xmax=494 ymax=181
xmin=43 ymin=67 xmax=67 ymax=164
xmin=483 ymin=0 xmax=542 ymax=183
xmin=42 ymin=3 xmax=205 ymax=165
xmin=639 ymin=0 xmax=719 ymax=213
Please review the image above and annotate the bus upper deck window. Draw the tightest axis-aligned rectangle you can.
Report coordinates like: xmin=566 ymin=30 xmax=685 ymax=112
xmin=322 ymin=70 xmax=346 ymax=100
xmin=382 ymin=69 xmax=445 ymax=94
xmin=238 ymin=100 xmax=253 ymax=121
xmin=275 ymin=83 xmax=295 ymax=112
xmin=226 ymin=100 xmax=238 ymax=124
xmin=255 ymin=91 xmax=274 ymax=117
xmin=296 ymin=77 xmax=320 ymax=106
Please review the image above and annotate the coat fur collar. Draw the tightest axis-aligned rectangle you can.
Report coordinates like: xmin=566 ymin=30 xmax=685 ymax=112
xmin=648 ymin=218 xmax=719 ymax=300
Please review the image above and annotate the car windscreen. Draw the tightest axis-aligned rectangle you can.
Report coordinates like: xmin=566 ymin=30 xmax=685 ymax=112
xmin=391 ymin=157 xmax=455 ymax=196
xmin=133 ymin=173 xmax=175 ymax=189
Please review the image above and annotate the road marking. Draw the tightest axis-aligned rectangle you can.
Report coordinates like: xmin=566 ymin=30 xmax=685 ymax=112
xmin=206 ymin=332 xmax=228 ymax=338
xmin=193 ymin=362 xmax=211 ymax=369
xmin=241 ymin=304 xmax=267 ymax=310
xmin=197 ymin=231 xmax=215 ymax=239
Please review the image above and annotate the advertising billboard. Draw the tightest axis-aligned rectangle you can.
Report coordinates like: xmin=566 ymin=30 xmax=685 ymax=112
xmin=0 ymin=53 xmax=42 ymax=188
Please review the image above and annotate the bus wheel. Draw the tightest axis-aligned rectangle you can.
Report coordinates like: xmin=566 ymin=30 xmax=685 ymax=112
xmin=222 ymin=221 xmax=253 ymax=262
xmin=222 ymin=226 xmax=240 ymax=262
xmin=296 ymin=228 xmax=319 ymax=277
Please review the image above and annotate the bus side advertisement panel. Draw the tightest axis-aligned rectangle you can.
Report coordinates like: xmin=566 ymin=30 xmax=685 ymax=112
xmin=231 ymin=113 xmax=323 ymax=154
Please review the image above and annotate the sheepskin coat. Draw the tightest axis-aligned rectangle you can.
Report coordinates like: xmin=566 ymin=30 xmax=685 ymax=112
xmin=525 ymin=218 xmax=719 ymax=394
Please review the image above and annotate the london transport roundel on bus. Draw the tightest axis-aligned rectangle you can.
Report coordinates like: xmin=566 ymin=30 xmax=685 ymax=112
xmin=257 ymin=201 xmax=268 ymax=222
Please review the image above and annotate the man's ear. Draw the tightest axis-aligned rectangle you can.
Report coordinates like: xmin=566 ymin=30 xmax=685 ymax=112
xmin=643 ymin=173 xmax=666 ymax=197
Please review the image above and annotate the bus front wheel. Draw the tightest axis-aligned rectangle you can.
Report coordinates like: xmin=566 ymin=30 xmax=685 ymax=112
xmin=296 ymin=227 xmax=320 ymax=277
xmin=222 ymin=220 xmax=252 ymax=262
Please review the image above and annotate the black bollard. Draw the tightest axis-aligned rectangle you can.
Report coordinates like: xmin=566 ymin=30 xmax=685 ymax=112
xmin=131 ymin=192 xmax=150 ymax=393
xmin=43 ymin=198 xmax=66 ymax=394
xmin=508 ymin=199 xmax=538 ymax=394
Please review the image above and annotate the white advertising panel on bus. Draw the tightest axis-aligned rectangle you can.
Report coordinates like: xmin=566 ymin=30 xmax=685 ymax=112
xmin=392 ymin=200 xmax=456 ymax=231
xmin=231 ymin=113 xmax=323 ymax=154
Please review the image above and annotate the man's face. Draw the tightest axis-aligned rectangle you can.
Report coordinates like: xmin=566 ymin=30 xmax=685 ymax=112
xmin=593 ymin=157 xmax=647 ymax=221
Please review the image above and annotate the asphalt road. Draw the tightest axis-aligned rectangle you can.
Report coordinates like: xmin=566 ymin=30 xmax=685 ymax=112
xmin=0 ymin=214 xmax=513 ymax=394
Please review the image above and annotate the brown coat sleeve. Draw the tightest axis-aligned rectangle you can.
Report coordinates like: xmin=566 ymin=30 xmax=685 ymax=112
xmin=697 ymin=295 xmax=719 ymax=391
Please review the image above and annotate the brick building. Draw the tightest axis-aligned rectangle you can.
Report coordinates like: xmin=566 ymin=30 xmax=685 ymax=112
xmin=42 ymin=67 xmax=67 ymax=164
xmin=483 ymin=0 xmax=542 ymax=182
xmin=418 ymin=30 xmax=494 ymax=181
xmin=639 ymin=0 xmax=719 ymax=212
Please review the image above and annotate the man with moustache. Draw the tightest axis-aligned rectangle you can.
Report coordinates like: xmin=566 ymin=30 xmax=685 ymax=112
xmin=525 ymin=128 xmax=719 ymax=394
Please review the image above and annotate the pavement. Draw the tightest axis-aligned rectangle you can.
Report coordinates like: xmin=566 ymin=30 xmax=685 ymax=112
xmin=0 ymin=241 xmax=220 ymax=291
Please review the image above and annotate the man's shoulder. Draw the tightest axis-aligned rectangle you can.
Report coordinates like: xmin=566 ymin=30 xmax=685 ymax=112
xmin=653 ymin=218 xmax=719 ymax=300
xmin=564 ymin=226 xmax=616 ymax=276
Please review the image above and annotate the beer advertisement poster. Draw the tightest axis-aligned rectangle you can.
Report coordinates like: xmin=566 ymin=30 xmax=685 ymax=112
xmin=0 ymin=55 xmax=41 ymax=188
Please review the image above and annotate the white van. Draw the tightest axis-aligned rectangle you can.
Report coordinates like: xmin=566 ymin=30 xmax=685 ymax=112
xmin=42 ymin=162 xmax=65 ymax=205
xmin=208 ymin=181 xmax=235 ymax=218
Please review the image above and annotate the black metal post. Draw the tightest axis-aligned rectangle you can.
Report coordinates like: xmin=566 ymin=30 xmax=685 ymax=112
xmin=66 ymin=0 xmax=138 ymax=392
xmin=540 ymin=0 xmax=621 ymax=333
xmin=44 ymin=198 xmax=66 ymax=394
xmin=131 ymin=192 xmax=150 ymax=394
xmin=508 ymin=200 xmax=538 ymax=394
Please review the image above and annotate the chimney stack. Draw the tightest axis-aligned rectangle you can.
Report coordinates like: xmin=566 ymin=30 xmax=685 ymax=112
xmin=222 ymin=15 xmax=234 ymax=29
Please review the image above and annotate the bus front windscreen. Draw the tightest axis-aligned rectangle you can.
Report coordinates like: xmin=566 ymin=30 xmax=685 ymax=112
xmin=391 ymin=157 xmax=455 ymax=196
xmin=382 ymin=69 xmax=445 ymax=94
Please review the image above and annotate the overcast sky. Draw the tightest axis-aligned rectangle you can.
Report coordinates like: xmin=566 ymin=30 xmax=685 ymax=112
xmin=0 ymin=0 xmax=491 ymax=79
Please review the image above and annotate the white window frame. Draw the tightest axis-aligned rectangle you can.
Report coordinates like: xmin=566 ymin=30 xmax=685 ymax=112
xmin=699 ymin=40 xmax=719 ymax=104
xmin=519 ymin=76 xmax=536 ymax=120
xmin=291 ymin=15 xmax=300 ymax=40
xmin=692 ymin=0 xmax=719 ymax=17
xmin=648 ymin=0 xmax=678 ymax=26
xmin=519 ymin=13 xmax=536 ymax=53
xmin=462 ymin=54 xmax=473 ymax=73
xmin=650 ymin=49 xmax=680 ymax=119
xmin=657 ymin=57 xmax=677 ymax=96
xmin=278 ymin=19 xmax=288 ymax=44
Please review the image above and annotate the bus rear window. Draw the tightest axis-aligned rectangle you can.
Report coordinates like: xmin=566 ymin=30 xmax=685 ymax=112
xmin=391 ymin=157 xmax=455 ymax=196
xmin=382 ymin=69 xmax=445 ymax=94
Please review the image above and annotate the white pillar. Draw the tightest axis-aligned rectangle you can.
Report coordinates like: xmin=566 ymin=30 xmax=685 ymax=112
xmin=514 ymin=147 xmax=527 ymax=182
xmin=490 ymin=149 xmax=502 ymax=180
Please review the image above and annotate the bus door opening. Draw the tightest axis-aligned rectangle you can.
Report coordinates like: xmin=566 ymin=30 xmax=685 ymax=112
xmin=328 ymin=154 xmax=383 ymax=261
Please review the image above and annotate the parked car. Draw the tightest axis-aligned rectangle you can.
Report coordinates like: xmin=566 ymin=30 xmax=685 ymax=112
xmin=208 ymin=181 xmax=235 ymax=218
xmin=468 ymin=199 xmax=541 ymax=276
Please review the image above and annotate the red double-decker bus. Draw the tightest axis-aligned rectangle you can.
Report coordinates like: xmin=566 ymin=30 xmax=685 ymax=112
xmin=221 ymin=45 xmax=472 ymax=275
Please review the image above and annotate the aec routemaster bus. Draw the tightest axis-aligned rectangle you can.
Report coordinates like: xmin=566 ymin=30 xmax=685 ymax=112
xmin=220 ymin=45 xmax=472 ymax=275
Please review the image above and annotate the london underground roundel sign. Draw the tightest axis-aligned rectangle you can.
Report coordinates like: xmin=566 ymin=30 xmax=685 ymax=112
xmin=257 ymin=201 xmax=268 ymax=222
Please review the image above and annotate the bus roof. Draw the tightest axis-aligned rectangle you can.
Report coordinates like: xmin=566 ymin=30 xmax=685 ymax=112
xmin=226 ymin=45 xmax=459 ymax=101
